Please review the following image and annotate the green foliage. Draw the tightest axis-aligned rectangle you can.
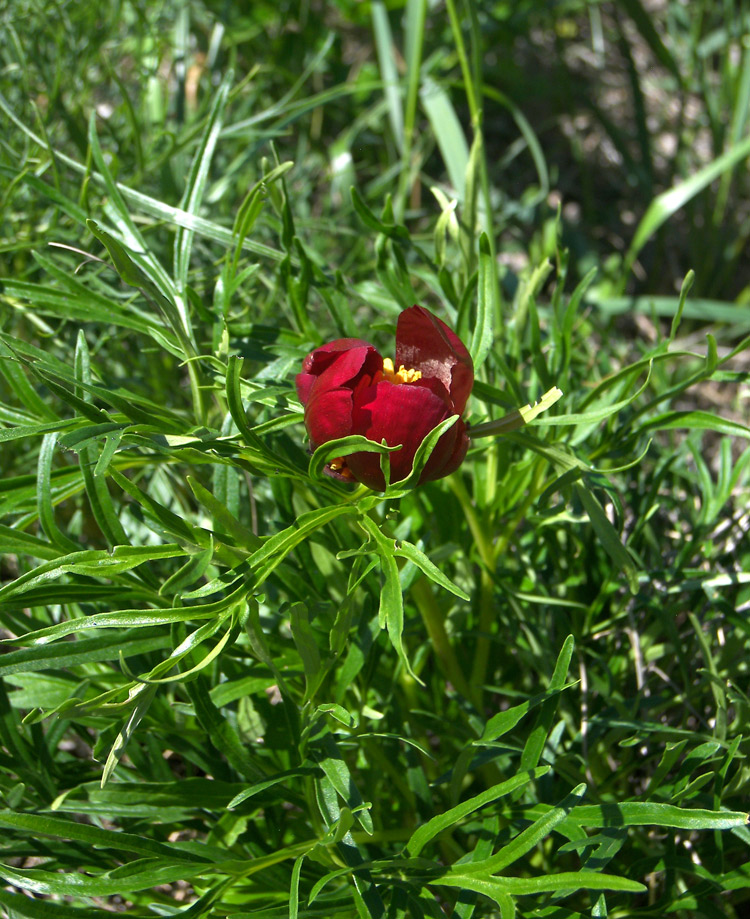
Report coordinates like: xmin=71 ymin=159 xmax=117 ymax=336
xmin=0 ymin=1 xmax=749 ymax=917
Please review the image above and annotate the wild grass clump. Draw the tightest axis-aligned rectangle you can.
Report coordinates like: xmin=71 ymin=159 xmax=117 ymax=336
xmin=0 ymin=2 xmax=749 ymax=917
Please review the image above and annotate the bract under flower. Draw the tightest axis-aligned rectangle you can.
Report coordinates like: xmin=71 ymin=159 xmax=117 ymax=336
xmin=296 ymin=306 xmax=473 ymax=490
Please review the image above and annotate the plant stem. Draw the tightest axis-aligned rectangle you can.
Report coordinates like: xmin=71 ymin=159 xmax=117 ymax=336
xmin=411 ymin=577 xmax=475 ymax=704
xmin=449 ymin=475 xmax=498 ymax=704
xmin=396 ymin=0 xmax=427 ymax=220
xmin=449 ymin=475 xmax=494 ymax=570
xmin=445 ymin=0 xmax=500 ymax=303
xmin=444 ymin=0 xmax=480 ymax=128
xmin=471 ymin=567 xmax=496 ymax=698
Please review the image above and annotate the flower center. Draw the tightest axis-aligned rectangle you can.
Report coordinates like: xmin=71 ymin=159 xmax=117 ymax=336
xmin=381 ymin=357 xmax=422 ymax=385
xmin=328 ymin=458 xmax=355 ymax=480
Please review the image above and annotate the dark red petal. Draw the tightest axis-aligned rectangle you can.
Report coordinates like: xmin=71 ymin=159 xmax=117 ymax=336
xmin=346 ymin=381 xmax=454 ymax=490
xmin=420 ymin=418 xmax=469 ymax=483
xmin=304 ymin=387 xmax=354 ymax=450
xmin=413 ymin=418 xmax=458 ymax=483
xmin=411 ymin=374 xmax=452 ymax=406
xmin=395 ymin=305 xmax=473 ymax=414
xmin=308 ymin=344 xmax=383 ymax=399
xmin=296 ymin=372 xmax=316 ymax=406
xmin=297 ymin=343 xmax=381 ymax=407
xmin=302 ymin=338 xmax=374 ymax=375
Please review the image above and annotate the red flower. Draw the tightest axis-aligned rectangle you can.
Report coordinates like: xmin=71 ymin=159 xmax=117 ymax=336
xmin=296 ymin=306 xmax=473 ymax=490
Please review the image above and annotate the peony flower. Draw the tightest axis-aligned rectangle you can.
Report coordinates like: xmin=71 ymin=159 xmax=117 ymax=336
xmin=296 ymin=306 xmax=473 ymax=490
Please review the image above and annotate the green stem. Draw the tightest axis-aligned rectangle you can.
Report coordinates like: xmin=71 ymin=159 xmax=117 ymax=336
xmin=396 ymin=0 xmax=427 ymax=220
xmin=449 ymin=476 xmax=498 ymax=704
xmin=484 ymin=439 xmax=498 ymax=508
xmin=449 ymin=475 xmax=494 ymax=570
xmin=444 ymin=0 xmax=480 ymax=127
xmin=187 ymin=360 xmax=207 ymax=426
xmin=411 ymin=577 xmax=475 ymax=704
xmin=471 ymin=568 xmax=496 ymax=698
xmin=472 ymin=459 xmax=548 ymax=692
xmin=445 ymin=0 xmax=499 ymax=301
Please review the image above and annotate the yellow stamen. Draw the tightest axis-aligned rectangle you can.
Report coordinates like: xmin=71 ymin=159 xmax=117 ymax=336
xmin=382 ymin=357 xmax=422 ymax=384
xmin=328 ymin=458 xmax=354 ymax=480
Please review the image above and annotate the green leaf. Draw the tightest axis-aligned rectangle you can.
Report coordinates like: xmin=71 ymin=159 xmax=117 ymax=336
xmin=0 ymin=632 xmax=171 ymax=678
xmin=569 ymin=802 xmax=748 ymax=830
xmin=186 ymin=675 xmax=265 ymax=781
xmin=371 ymin=2 xmax=403 ymax=150
xmin=101 ymin=684 xmax=157 ymax=787
xmin=624 ymin=132 xmax=750 ymax=281
xmin=619 ymin=0 xmax=682 ymax=81
xmin=1 ymin=274 xmax=176 ymax=344
xmin=358 ymin=515 xmax=420 ymax=683
xmin=587 ymin=292 xmax=750 ymax=326
xmin=0 ymin=859 xmax=227 ymax=898
xmin=227 ymin=766 xmax=321 ymax=810
xmin=0 ymin=419 xmax=79 ymax=444
xmin=290 ymin=855 xmax=304 ymax=919
xmin=0 ymin=338 xmax=58 ymax=420
xmin=2 ymin=585 xmax=244 ymax=645
xmin=93 ymin=428 xmax=125 ymax=476
xmin=73 ymin=332 xmax=130 ymax=547
xmin=640 ymin=410 xmax=750 ymax=440
xmin=531 ymin=364 xmax=651 ymax=430
xmin=188 ymin=475 xmax=261 ymax=550
xmin=309 ymin=434 xmax=401 ymax=482
xmin=290 ymin=602 xmax=322 ymax=699
xmin=0 ymin=525 xmax=61 ymax=561
xmin=380 ymin=549 xmax=412 ymax=677
xmin=669 ymin=270 xmax=695 ymax=342
xmin=472 ymin=232 xmax=497 ymax=370
xmin=0 ymin=92 xmax=285 ymax=260
xmin=470 ymin=784 xmax=587 ymax=875
xmin=246 ymin=504 xmax=358 ymax=588
xmin=36 ymin=433 xmax=79 ymax=552
xmin=86 ymin=220 xmax=195 ymax=358
xmin=407 ymin=767 xmax=549 ymax=856
xmin=515 ymin=636 xmax=576 ymax=783
xmin=174 ymin=71 xmax=233 ymax=306
xmin=109 ymin=467 xmax=207 ymax=547
xmin=433 ymin=871 xmax=646 ymax=900
xmin=395 ymin=540 xmax=469 ymax=601
xmin=0 ymin=544 xmax=186 ymax=604
xmin=0 ymin=810 xmax=212 ymax=862
xmin=226 ymin=355 xmax=269 ymax=454
xmin=420 ymin=76 xmax=469 ymax=199
xmin=0 ymin=887 xmax=95 ymax=918
xmin=388 ymin=415 xmax=460 ymax=493
xmin=312 ymin=731 xmax=373 ymax=835
xmin=480 ymin=640 xmax=576 ymax=743
xmin=350 ymin=187 xmax=409 ymax=240
xmin=574 ymin=483 xmax=639 ymax=594
xmin=134 ymin=611 xmax=235 ymax=685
